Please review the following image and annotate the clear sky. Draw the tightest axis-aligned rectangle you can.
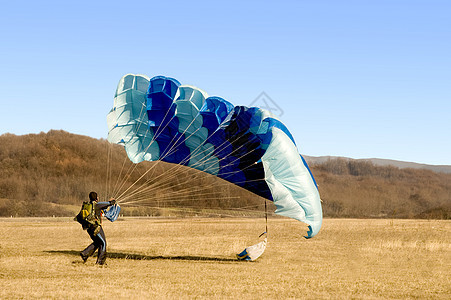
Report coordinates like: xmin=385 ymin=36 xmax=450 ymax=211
xmin=1 ymin=0 xmax=450 ymax=165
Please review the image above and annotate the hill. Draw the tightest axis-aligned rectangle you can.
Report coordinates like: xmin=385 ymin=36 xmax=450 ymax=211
xmin=0 ymin=130 xmax=450 ymax=219
xmin=0 ymin=130 xmax=267 ymax=217
xmin=304 ymin=155 xmax=451 ymax=174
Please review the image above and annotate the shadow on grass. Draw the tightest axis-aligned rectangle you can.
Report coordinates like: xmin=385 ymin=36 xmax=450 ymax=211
xmin=45 ymin=250 xmax=239 ymax=262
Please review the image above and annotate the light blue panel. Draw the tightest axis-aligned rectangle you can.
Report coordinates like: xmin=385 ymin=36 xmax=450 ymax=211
xmin=174 ymin=86 xmax=207 ymax=138
xmin=190 ymin=154 xmax=219 ymax=175
xmin=261 ymin=127 xmax=322 ymax=238
xmin=175 ymin=100 xmax=204 ymax=135
xmin=135 ymin=121 xmax=152 ymax=136
xmin=115 ymin=109 xmax=134 ymax=126
xmin=201 ymin=155 xmax=219 ymax=175
xmin=115 ymin=74 xmax=134 ymax=95
xmin=184 ymin=127 xmax=208 ymax=149
xmin=114 ymin=92 xmax=128 ymax=106
xmin=115 ymin=125 xmax=135 ymax=143
xmin=107 ymin=74 xmax=159 ymax=163
xmin=107 ymin=108 xmax=116 ymax=127
xmin=188 ymin=143 xmax=219 ymax=175
xmin=124 ymin=136 xmax=145 ymax=163
xmin=184 ymin=134 xmax=203 ymax=149
xmin=187 ymin=151 xmax=206 ymax=169
xmin=106 ymin=124 xmax=124 ymax=145
xmin=176 ymin=86 xmax=206 ymax=110
xmin=173 ymin=85 xmax=221 ymax=172
xmin=135 ymin=76 xmax=150 ymax=93
xmin=123 ymin=136 xmax=160 ymax=163
xmin=248 ymin=108 xmax=274 ymax=135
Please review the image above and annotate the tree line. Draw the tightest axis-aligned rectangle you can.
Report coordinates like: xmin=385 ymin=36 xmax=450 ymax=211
xmin=0 ymin=130 xmax=449 ymax=219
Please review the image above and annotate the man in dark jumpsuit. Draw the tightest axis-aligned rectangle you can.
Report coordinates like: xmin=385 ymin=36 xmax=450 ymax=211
xmin=80 ymin=191 xmax=116 ymax=265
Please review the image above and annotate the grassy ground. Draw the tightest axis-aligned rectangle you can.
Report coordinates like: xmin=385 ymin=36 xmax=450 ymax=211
xmin=0 ymin=217 xmax=449 ymax=299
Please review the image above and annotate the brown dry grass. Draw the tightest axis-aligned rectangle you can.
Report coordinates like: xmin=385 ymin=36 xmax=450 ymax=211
xmin=0 ymin=218 xmax=450 ymax=299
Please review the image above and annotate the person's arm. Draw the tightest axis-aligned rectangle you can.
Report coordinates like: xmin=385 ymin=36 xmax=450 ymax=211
xmin=96 ymin=198 xmax=116 ymax=211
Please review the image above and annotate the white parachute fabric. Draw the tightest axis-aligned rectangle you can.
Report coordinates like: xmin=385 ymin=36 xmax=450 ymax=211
xmin=261 ymin=127 xmax=322 ymax=238
xmin=236 ymin=237 xmax=267 ymax=261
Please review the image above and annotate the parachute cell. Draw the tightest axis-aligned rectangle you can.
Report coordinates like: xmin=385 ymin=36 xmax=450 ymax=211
xmin=107 ymin=74 xmax=323 ymax=238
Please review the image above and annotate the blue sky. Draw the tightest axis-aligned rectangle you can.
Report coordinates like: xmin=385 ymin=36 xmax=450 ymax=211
xmin=1 ymin=0 xmax=450 ymax=165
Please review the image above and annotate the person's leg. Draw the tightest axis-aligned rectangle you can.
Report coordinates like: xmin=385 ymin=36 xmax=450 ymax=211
xmin=95 ymin=227 xmax=107 ymax=265
xmin=81 ymin=230 xmax=99 ymax=262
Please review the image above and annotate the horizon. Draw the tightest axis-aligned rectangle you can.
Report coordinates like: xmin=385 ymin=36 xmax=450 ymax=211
xmin=1 ymin=1 xmax=450 ymax=165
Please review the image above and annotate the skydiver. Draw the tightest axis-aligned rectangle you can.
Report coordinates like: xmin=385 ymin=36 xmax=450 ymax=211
xmin=78 ymin=191 xmax=116 ymax=265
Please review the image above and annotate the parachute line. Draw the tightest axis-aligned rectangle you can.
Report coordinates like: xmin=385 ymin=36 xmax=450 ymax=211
xmin=117 ymin=130 xmax=266 ymax=203
xmin=117 ymin=144 xmax=262 ymax=204
xmin=116 ymin=124 xmax=261 ymax=203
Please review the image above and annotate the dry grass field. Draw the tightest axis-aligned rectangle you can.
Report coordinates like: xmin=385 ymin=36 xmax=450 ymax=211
xmin=0 ymin=217 xmax=450 ymax=299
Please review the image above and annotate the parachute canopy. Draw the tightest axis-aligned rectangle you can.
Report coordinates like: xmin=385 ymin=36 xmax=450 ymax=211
xmin=107 ymin=74 xmax=322 ymax=238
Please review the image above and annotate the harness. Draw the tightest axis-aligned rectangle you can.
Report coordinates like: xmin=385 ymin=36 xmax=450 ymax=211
xmin=74 ymin=201 xmax=101 ymax=235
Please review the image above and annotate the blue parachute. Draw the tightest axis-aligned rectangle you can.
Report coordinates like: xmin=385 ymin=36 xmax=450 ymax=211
xmin=107 ymin=74 xmax=322 ymax=238
xmin=104 ymin=204 xmax=121 ymax=222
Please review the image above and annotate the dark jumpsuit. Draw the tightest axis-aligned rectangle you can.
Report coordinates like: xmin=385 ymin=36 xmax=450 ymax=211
xmin=81 ymin=201 xmax=112 ymax=265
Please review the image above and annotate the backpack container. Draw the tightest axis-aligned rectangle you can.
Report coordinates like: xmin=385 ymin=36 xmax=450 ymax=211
xmin=74 ymin=201 xmax=101 ymax=235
